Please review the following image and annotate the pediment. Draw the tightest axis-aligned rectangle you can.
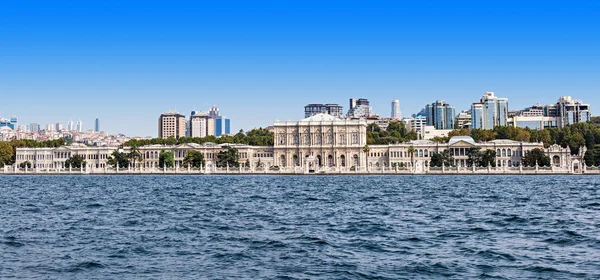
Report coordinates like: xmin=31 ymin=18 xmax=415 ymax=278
xmin=449 ymin=140 xmax=476 ymax=147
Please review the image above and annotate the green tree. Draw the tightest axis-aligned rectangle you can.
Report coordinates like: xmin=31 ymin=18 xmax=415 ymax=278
xmin=467 ymin=147 xmax=496 ymax=167
xmin=430 ymin=149 xmax=454 ymax=167
xmin=65 ymin=154 xmax=86 ymax=168
xmin=128 ymin=146 xmax=143 ymax=168
xmin=107 ymin=149 xmax=130 ymax=168
xmin=522 ymin=148 xmax=551 ymax=167
xmin=0 ymin=141 xmax=13 ymax=167
xmin=216 ymin=146 xmax=240 ymax=167
xmin=159 ymin=150 xmax=174 ymax=168
xmin=183 ymin=150 xmax=205 ymax=168
xmin=19 ymin=161 xmax=32 ymax=169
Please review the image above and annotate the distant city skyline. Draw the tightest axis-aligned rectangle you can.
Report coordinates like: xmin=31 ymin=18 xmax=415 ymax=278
xmin=1 ymin=1 xmax=599 ymax=136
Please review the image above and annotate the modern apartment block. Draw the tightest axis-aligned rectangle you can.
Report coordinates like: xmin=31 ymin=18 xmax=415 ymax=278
xmin=471 ymin=91 xmax=508 ymax=129
xmin=159 ymin=110 xmax=186 ymax=139
xmin=304 ymin=103 xmax=344 ymax=118
xmin=555 ymin=96 xmax=591 ymax=128
xmin=425 ymin=100 xmax=456 ymax=129
xmin=189 ymin=111 xmax=215 ymax=138
xmin=455 ymin=110 xmax=471 ymax=129
xmin=347 ymin=98 xmax=372 ymax=118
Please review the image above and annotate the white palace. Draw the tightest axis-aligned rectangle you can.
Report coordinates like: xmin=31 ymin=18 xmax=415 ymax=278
xmin=12 ymin=114 xmax=590 ymax=174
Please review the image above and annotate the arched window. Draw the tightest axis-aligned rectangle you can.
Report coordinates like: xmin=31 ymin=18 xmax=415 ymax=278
xmin=507 ymin=149 xmax=512 ymax=157
xmin=502 ymin=149 xmax=506 ymax=157
xmin=419 ymin=150 xmax=423 ymax=157
xmin=424 ymin=149 xmax=429 ymax=157
xmin=497 ymin=149 xmax=501 ymax=157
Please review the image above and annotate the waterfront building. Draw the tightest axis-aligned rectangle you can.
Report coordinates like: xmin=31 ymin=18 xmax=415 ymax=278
xmin=391 ymin=99 xmax=401 ymax=120
xmin=304 ymin=103 xmax=344 ymax=118
xmin=189 ymin=111 xmax=215 ymax=138
xmin=214 ymin=116 xmax=231 ymax=137
xmin=347 ymin=98 xmax=372 ymax=118
xmin=425 ymin=100 xmax=456 ymax=129
xmin=471 ymin=91 xmax=508 ymax=129
xmin=95 ymin=118 xmax=100 ymax=132
xmin=158 ymin=110 xmax=186 ymax=139
xmin=273 ymin=113 xmax=368 ymax=169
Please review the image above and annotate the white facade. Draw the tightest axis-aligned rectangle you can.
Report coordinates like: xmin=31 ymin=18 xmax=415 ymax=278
xmin=189 ymin=111 xmax=215 ymax=138
xmin=76 ymin=120 xmax=83 ymax=132
xmin=391 ymin=99 xmax=401 ymax=119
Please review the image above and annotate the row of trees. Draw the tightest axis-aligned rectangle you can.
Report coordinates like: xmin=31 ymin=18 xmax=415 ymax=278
xmin=427 ymin=147 xmax=551 ymax=168
xmin=124 ymin=128 xmax=274 ymax=147
xmin=366 ymin=122 xmax=418 ymax=145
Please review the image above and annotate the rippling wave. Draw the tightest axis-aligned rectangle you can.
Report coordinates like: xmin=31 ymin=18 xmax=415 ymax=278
xmin=1 ymin=175 xmax=599 ymax=279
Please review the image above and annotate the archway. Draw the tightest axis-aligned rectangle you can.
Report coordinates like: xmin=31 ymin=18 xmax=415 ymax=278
xmin=316 ymin=155 xmax=322 ymax=167
xmin=553 ymin=155 xmax=560 ymax=167
xmin=340 ymin=155 xmax=346 ymax=167
xmin=293 ymin=155 xmax=299 ymax=166
xmin=280 ymin=155 xmax=286 ymax=167
xmin=328 ymin=155 xmax=334 ymax=167
xmin=353 ymin=154 xmax=359 ymax=167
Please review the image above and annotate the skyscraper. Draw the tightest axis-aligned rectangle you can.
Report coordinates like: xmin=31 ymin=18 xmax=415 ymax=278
xmin=189 ymin=111 xmax=215 ymax=138
xmin=214 ymin=116 xmax=231 ymax=137
xmin=391 ymin=99 xmax=401 ymax=119
xmin=67 ymin=120 xmax=74 ymax=131
xmin=158 ymin=110 xmax=186 ymax=139
xmin=209 ymin=105 xmax=220 ymax=119
xmin=76 ymin=120 xmax=83 ymax=132
xmin=56 ymin=122 xmax=63 ymax=131
xmin=95 ymin=118 xmax=100 ymax=132
xmin=471 ymin=92 xmax=508 ymax=129
xmin=425 ymin=100 xmax=456 ymax=129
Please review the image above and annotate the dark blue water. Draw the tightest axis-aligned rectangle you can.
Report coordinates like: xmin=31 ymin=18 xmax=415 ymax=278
xmin=1 ymin=175 xmax=599 ymax=279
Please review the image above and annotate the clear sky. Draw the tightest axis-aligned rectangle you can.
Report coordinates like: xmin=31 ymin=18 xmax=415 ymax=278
xmin=1 ymin=0 xmax=599 ymax=137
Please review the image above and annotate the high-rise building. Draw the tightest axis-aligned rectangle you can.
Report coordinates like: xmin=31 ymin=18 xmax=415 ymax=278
xmin=45 ymin=124 xmax=54 ymax=131
xmin=189 ymin=111 xmax=215 ymax=138
xmin=158 ymin=110 xmax=186 ymax=139
xmin=30 ymin=123 xmax=40 ymax=133
xmin=67 ymin=120 xmax=74 ymax=131
xmin=304 ymin=104 xmax=344 ymax=118
xmin=425 ymin=100 xmax=456 ymax=129
xmin=10 ymin=116 xmax=17 ymax=129
xmin=555 ymin=96 xmax=591 ymax=128
xmin=347 ymin=98 xmax=372 ymax=118
xmin=471 ymin=91 xmax=508 ymax=129
xmin=56 ymin=122 xmax=63 ymax=131
xmin=76 ymin=120 xmax=83 ymax=132
xmin=214 ymin=116 xmax=231 ymax=137
xmin=209 ymin=105 xmax=220 ymax=119
xmin=391 ymin=99 xmax=401 ymax=120
xmin=95 ymin=118 xmax=100 ymax=132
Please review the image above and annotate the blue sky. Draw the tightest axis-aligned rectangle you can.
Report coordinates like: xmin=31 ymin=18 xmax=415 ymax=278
xmin=1 ymin=0 xmax=599 ymax=137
